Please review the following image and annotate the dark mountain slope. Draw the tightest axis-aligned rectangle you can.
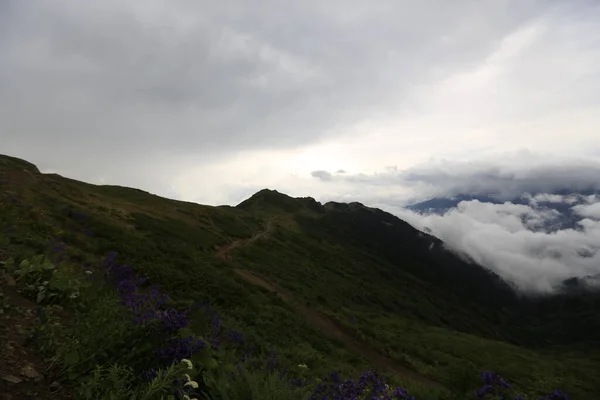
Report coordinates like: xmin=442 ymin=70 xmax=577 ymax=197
xmin=239 ymin=190 xmax=518 ymax=318
xmin=304 ymin=201 xmax=518 ymax=307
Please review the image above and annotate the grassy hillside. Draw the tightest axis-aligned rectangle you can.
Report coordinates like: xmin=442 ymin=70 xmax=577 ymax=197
xmin=0 ymin=154 xmax=598 ymax=399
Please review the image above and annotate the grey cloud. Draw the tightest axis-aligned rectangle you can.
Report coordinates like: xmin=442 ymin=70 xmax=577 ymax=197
xmin=585 ymin=195 xmax=600 ymax=204
xmin=527 ymin=193 xmax=581 ymax=206
xmin=529 ymin=193 xmax=565 ymax=203
xmin=402 ymin=164 xmax=600 ymax=201
xmin=0 ymin=0 xmax=566 ymax=189
xmin=311 ymin=170 xmax=332 ymax=181
xmin=313 ymin=153 xmax=600 ymax=204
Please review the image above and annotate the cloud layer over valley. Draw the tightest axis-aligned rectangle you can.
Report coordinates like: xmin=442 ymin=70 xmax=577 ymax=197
xmin=399 ymin=196 xmax=600 ymax=293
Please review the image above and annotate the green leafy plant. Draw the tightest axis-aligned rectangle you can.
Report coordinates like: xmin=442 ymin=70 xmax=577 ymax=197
xmin=76 ymin=359 xmax=203 ymax=400
xmin=3 ymin=255 xmax=85 ymax=305
xmin=202 ymin=366 xmax=311 ymax=400
xmin=0 ymin=290 xmax=10 ymax=315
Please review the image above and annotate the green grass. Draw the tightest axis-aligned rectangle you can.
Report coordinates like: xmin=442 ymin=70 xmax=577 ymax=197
xmin=1 ymin=154 xmax=599 ymax=399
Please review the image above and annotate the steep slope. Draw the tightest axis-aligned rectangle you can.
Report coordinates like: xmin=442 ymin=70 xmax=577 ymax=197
xmin=1 ymin=154 xmax=599 ymax=398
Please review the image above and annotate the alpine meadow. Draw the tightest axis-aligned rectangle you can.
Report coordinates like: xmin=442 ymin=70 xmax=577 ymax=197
xmin=1 ymin=154 xmax=599 ymax=400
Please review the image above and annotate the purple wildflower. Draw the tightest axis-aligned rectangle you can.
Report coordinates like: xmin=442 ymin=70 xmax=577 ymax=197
xmin=266 ymin=352 xmax=278 ymax=371
xmin=142 ymin=369 xmax=158 ymax=381
xmin=538 ymin=390 xmax=569 ymax=400
xmin=226 ymin=329 xmax=244 ymax=345
xmin=156 ymin=337 xmax=206 ymax=363
xmin=157 ymin=308 xmax=190 ymax=333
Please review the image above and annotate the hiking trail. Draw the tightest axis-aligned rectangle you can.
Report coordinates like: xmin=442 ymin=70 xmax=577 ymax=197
xmin=0 ymin=272 xmax=72 ymax=399
xmin=215 ymin=219 xmax=276 ymax=260
xmin=215 ymin=220 xmax=444 ymax=388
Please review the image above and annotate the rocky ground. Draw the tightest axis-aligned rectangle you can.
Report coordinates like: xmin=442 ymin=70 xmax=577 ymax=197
xmin=0 ymin=270 xmax=71 ymax=400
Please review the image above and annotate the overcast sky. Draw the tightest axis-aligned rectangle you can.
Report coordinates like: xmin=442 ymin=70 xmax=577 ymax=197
xmin=2 ymin=0 xmax=600 ymax=206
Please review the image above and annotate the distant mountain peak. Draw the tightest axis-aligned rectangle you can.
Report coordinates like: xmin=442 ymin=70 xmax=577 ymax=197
xmin=237 ymin=188 xmax=322 ymax=213
xmin=322 ymin=200 xmax=368 ymax=212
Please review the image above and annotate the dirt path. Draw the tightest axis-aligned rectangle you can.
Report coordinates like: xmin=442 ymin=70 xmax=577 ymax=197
xmin=215 ymin=222 xmax=443 ymax=388
xmin=216 ymin=219 xmax=276 ymax=260
xmin=0 ymin=273 xmax=72 ymax=400
xmin=234 ymin=269 xmax=443 ymax=388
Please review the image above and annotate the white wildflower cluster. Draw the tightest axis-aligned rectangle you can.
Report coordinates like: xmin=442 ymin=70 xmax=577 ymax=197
xmin=183 ymin=374 xmax=198 ymax=388
xmin=181 ymin=359 xmax=198 ymax=400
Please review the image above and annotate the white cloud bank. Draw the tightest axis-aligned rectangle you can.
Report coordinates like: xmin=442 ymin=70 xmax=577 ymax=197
xmin=395 ymin=199 xmax=600 ymax=293
xmin=573 ymin=202 xmax=600 ymax=219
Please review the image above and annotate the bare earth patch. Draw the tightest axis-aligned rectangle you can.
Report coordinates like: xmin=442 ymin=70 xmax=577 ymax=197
xmin=0 ymin=273 xmax=72 ymax=400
